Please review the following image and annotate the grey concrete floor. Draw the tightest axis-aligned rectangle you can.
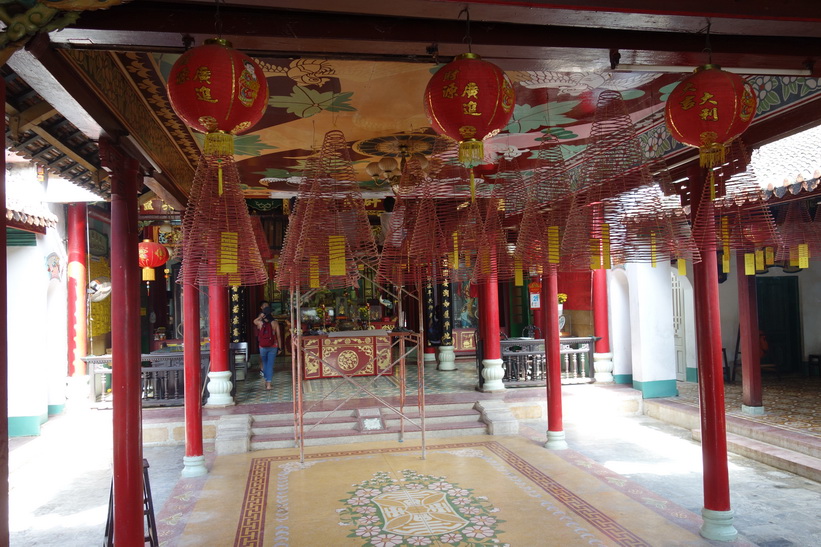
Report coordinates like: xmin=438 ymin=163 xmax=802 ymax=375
xmin=10 ymin=387 xmax=821 ymax=546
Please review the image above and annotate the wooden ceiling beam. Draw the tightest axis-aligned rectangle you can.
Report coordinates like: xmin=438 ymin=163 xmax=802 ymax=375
xmin=49 ymin=3 xmax=821 ymax=73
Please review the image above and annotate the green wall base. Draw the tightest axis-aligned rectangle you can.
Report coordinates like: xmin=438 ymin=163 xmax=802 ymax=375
xmin=633 ymin=379 xmax=678 ymax=399
xmin=8 ymin=414 xmax=47 ymax=437
xmin=686 ymin=367 xmax=698 ymax=383
xmin=48 ymin=404 xmax=65 ymax=416
xmin=613 ymin=374 xmax=633 ymax=385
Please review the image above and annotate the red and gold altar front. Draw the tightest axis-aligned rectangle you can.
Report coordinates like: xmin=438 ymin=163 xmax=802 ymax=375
xmin=302 ymin=331 xmax=395 ymax=379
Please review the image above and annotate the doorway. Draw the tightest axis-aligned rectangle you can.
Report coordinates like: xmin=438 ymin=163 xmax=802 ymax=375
xmin=756 ymin=276 xmax=802 ymax=374
xmin=671 ymin=272 xmax=687 ymax=381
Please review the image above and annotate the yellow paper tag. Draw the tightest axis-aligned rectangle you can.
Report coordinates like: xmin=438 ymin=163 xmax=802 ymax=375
xmin=218 ymin=232 xmax=238 ymax=274
xmin=744 ymin=253 xmax=755 ymax=275
xmin=328 ymin=235 xmax=346 ymax=276
xmin=799 ymin=243 xmax=809 ymax=269
xmin=309 ymin=256 xmax=319 ymax=288
xmin=677 ymin=258 xmax=687 ymax=276
xmin=722 ymin=253 xmax=731 ymax=274
xmin=650 ymin=231 xmax=657 ymax=267
xmin=765 ymin=246 xmax=774 ymax=266
xmin=602 ymin=224 xmax=611 ymax=270
xmin=452 ymin=232 xmax=459 ymax=269
xmin=514 ymin=258 xmax=523 ymax=286
xmin=590 ymin=239 xmax=601 ymax=270
xmin=548 ymin=226 xmax=560 ymax=264
xmin=755 ymin=249 xmax=764 ymax=271
xmin=789 ymin=246 xmax=799 ymax=267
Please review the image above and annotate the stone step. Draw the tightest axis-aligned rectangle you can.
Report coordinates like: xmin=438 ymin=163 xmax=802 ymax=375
xmin=249 ymin=402 xmax=479 ymax=423
xmin=251 ymin=408 xmax=482 ymax=436
xmin=250 ymin=420 xmax=488 ymax=450
xmin=693 ymin=429 xmax=821 ymax=483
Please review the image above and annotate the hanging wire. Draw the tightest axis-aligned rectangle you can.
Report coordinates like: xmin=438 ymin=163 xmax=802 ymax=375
xmin=702 ymin=19 xmax=713 ymax=64
xmin=214 ymin=0 xmax=224 ymax=38
xmin=459 ymin=7 xmax=472 ymax=53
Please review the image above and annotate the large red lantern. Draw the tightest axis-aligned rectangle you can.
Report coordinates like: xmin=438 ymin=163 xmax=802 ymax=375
xmin=138 ymin=240 xmax=170 ymax=281
xmin=167 ymin=38 xmax=269 ymax=155
xmin=664 ymin=65 xmax=757 ymax=169
xmin=423 ymin=53 xmax=515 ymax=167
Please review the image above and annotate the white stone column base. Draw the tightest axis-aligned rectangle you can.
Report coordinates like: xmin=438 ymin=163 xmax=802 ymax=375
xmin=424 ymin=351 xmax=437 ymax=364
xmin=742 ymin=404 xmax=766 ymax=415
xmin=544 ymin=430 xmax=568 ymax=450
xmin=700 ymin=508 xmax=737 ymax=542
xmin=205 ymin=370 xmax=234 ymax=407
xmin=181 ymin=455 xmax=208 ymax=478
xmin=480 ymin=358 xmax=505 ymax=391
xmin=437 ymin=345 xmax=456 ymax=370
xmin=593 ymin=352 xmax=614 ymax=383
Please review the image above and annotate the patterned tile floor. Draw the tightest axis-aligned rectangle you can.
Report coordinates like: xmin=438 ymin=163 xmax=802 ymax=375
xmin=676 ymin=374 xmax=821 ymax=438
xmin=235 ymin=355 xmax=481 ymax=405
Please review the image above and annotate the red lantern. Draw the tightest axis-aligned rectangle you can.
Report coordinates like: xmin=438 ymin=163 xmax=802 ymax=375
xmin=423 ymin=53 xmax=515 ymax=167
xmin=664 ymin=65 xmax=757 ymax=168
xmin=138 ymin=240 xmax=170 ymax=281
xmin=167 ymin=38 xmax=269 ymax=155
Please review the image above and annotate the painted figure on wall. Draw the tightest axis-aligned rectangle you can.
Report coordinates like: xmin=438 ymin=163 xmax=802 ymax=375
xmin=45 ymin=252 xmax=62 ymax=281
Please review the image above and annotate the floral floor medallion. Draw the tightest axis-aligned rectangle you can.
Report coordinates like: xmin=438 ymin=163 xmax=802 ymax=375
xmin=338 ymin=469 xmax=507 ymax=547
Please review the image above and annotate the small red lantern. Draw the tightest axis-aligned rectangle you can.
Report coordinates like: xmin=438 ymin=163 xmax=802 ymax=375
xmin=423 ymin=53 xmax=515 ymax=167
xmin=664 ymin=65 xmax=757 ymax=168
xmin=167 ymin=38 xmax=269 ymax=155
xmin=138 ymin=240 xmax=170 ymax=281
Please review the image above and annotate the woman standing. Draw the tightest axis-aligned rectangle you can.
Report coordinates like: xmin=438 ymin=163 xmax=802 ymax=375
xmin=254 ymin=300 xmax=283 ymax=390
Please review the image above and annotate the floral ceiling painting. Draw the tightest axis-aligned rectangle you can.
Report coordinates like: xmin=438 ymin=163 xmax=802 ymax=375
xmin=146 ymin=53 xmax=821 ymax=199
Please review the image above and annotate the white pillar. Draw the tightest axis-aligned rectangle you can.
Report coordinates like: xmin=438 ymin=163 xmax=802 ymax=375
xmin=181 ymin=455 xmax=208 ymax=478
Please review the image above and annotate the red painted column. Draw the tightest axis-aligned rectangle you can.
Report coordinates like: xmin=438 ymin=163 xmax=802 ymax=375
xmin=67 ymin=203 xmax=88 ymax=376
xmin=205 ymin=285 xmax=233 ymax=405
xmin=690 ymin=165 xmax=735 ymax=539
xmin=592 ymin=269 xmax=610 ymax=354
xmin=478 ymin=263 xmax=505 ymax=391
xmin=542 ymin=266 xmax=567 ymax=448
xmin=735 ymin=252 xmax=762 ymax=408
xmin=182 ymin=282 xmax=206 ymax=476
xmin=209 ymin=286 xmax=229 ymax=372
xmin=0 ymin=75 xmax=10 ymax=546
xmin=104 ymin=139 xmax=144 ymax=546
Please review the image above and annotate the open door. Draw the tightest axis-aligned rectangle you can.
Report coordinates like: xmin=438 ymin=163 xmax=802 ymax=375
xmin=756 ymin=276 xmax=802 ymax=374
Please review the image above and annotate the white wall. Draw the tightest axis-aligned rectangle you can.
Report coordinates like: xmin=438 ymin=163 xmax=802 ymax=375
xmin=609 ymin=268 xmax=632 ymax=378
xmin=626 ymin=262 xmax=676 ymax=383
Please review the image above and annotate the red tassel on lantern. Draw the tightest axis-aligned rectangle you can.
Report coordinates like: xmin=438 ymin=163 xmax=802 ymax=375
xmin=423 ymin=53 xmax=515 ymax=168
xmin=138 ymin=240 xmax=170 ymax=281
xmin=664 ymin=65 xmax=757 ymax=169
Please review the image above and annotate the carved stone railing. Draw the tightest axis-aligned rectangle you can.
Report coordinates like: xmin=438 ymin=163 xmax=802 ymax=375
xmin=500 ymin=336 xmax=595 ymax=387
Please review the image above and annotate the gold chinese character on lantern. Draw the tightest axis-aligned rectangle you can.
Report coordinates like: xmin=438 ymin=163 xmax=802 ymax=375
xmin=463 ymin=101 xmax=482 ymax=116
xmin=443 ymin=69 xmax=459 ymax=81
xmin=195 ymin=66 xmax=212 ymax=83
xmin=459 ymin=125 xmax=477 ymax=139
xmin=699 ymin=107 xmax=719 ymax=121
xmin=195 ymin=86 xmax=218 ymax=103
xmin=700 ymin=92 xmax=717 ymax=105
xmin=462 ymin=82 xmax=479 ymax=99
xmin=442 ymin=83 xmax=458 ymax=99
xmin=175 ymin=68 xmax=190 ymax=85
